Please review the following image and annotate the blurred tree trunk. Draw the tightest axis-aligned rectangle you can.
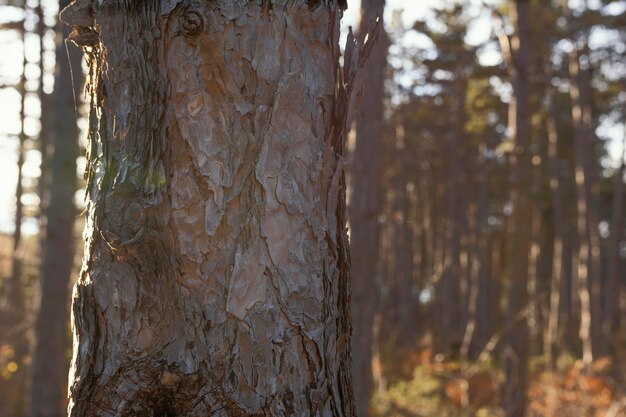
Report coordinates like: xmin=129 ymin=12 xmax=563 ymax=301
xmin=29 ymin=0 xmax=82 ymax=415
xmin=603 ymin=138 xmax=625 ymax=352
xmin=36 ymin=0 xmax=49 ymax=209
xmin=566 ymin=21 xmax=597 ymax=366
xmin=440 ymin=83 xmax=466 ymax=358
xmin=390 ymin=120 xmax=415 ymax=350
xmin=462 ymin=142 xmax=491 ymax=360
xmin=3 ymin=8 xmax=30 ymax=417
xmin=500 ymin=1 xmax=532 ymax=416
xmin=7 ymin=2 xmax=28 ymax=339
xmin=544 ymin=79 xmax=564 ymax=367
xmin=349 ymin=0 xmax=386 ymax=415
xmin=63 ymin=1 xmax=358 ymax=416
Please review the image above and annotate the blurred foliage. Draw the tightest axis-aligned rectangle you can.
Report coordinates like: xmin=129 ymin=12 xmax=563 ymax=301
xmin=371 ymin=349 xmax=626 ymax=417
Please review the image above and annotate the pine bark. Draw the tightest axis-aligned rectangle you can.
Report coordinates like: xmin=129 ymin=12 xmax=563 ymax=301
xmin=62 ymin=1 xmax=359 ymax=416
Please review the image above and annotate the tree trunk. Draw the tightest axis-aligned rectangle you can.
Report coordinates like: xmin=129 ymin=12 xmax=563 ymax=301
xmin=3 ymin=10 xmax=30 ymax=417
xmin=603 ymin=137 xmax=625 ymax=352
xmin=502 ymin=1 xmax=531 ymax=416
xmin=62 ymin=1 xmax=359 ymax=416
xmin=29 ymin=1 xmax=82 ymax=415
xmin=567 ymin=27 xmax=595 ymax=368
xmin=36 ymin=0 xmax=49 ymax=210
xmin=544 ymin=79 xmax=564 ymax=368
xmin=462 ymin=142 xmax=490 ymax=361
xmin=440 ymin=83 xmax=466 ymax=358
xmin=391 ymin=120 xmax=415 ymax=351
xmin=349 ymin=1 xmax=386 ymax=415
xmin=7 ymin=2 xmax=29 ymax=338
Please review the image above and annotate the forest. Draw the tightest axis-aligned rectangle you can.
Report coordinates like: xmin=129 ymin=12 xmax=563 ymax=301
xmin=0 ymin=0 xmax=625 ymax=416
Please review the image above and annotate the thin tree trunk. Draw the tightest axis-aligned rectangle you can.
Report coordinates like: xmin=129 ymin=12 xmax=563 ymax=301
xmin=440 ymin=86 xmax=465 ymax=358
xmin=349 ymin=1 xmax=386 ymax=415
xmin=501 ymin=1 xmax=532 ymax=416
xmin=8 ymin=3 xmax=28 ymax=331
xmin=603 ymin=136 xmax=625 ymax=352
xmin=544 ymin=80 xmax=564 ymax=368
xmin=391 ymin=120 xmax=415 ymax=350
xmin=578 ymin=41 xmax=604 ymax=358
xmin=62 ymin=1 xmax=360 ymax=415
xmin=462 ymin=142 xmax=489 ymax=361
xmin=29 ymin=1 xmax=82 ymax=415
xmin=36 ymin=0 xmax=49 ymax=212
xmin=566 ymin=18 xmax=594 ymax=368
xmin=4 ymin=9 xmax=30 ymax=417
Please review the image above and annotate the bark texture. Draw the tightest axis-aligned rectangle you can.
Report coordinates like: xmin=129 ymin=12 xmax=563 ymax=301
xmin=62 ymin=1 xmax=363 ymax=416
xmin=348 ymin=1 xmax=386 ymax=416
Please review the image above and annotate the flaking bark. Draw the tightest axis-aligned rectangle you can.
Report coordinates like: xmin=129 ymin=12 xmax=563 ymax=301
xmin=62 ymin=1 xmax=366 ymax=415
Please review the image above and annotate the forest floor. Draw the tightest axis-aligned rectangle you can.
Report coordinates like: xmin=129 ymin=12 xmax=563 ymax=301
xmin=371 ymin=347 xmax=626 ymax=417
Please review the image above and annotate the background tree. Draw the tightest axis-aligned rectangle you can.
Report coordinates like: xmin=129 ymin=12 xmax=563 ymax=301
xmin=349 ymin=0 xmax=387 ymax=415
xmin=29 ymin=0 xmax=83 ymax=415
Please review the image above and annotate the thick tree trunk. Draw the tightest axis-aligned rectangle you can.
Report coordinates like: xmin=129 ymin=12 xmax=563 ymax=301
xmin=502 ymin=1 xmax=531 ymax=416
xmin=349 ymin=1 xmax=386 ymax=415
xmin=62 ymin=1 xmax=359 ymax=416
xmin=29 ymin=1 xmax=82 ymax=415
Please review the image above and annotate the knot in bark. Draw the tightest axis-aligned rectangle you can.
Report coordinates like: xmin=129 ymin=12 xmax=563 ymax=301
xmin=180 ymin=10 xmax=204 ymax=37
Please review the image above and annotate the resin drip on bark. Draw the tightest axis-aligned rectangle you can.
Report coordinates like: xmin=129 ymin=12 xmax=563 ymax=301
xmin=62 ymin=0 xmax=365 ymax=415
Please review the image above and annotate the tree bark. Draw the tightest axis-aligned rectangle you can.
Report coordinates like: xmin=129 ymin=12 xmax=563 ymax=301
xmin=349 ymin=1 xmax=386 ymax=415
xmin=29 ymin=1 xmax=82 ymax=415
xmin=62 ymin=1 xmax=359 ymax=416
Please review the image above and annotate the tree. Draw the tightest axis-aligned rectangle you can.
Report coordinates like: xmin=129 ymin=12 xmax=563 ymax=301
xmin=497 ymin=1 xmax=532 ymax=416
xmin=29 ymin=0 xmax=83 ymax=416
xmin=61 ymin=0 xmax=364 ymax=415
xmin=1 ymin=3 xmax=33 ymax=415
xmin=349 ymin=0 xmax=386 ymax=415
